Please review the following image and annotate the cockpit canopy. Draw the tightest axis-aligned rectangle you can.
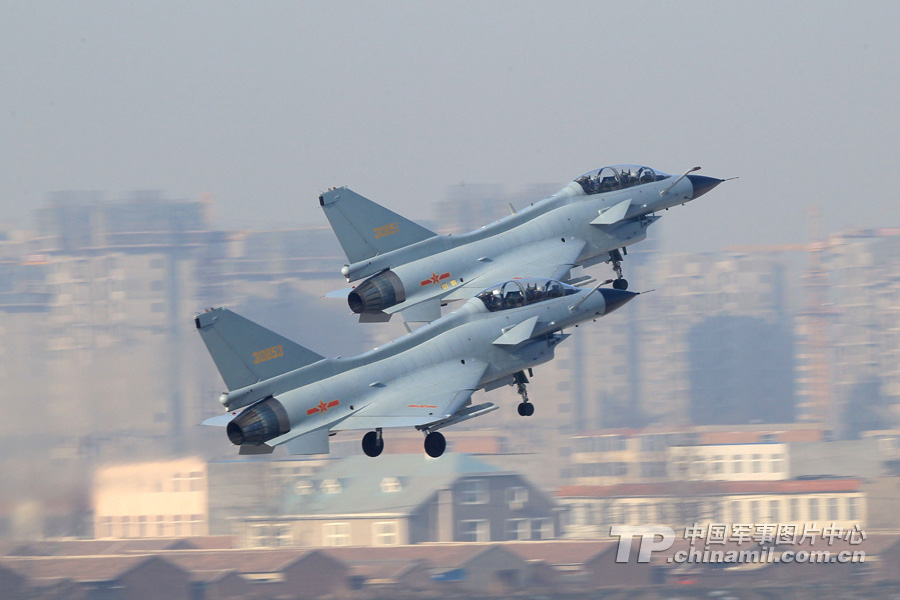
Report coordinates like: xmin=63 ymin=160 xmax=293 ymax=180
xmin=574 ymin=164 xmax=670 ymax=195
xmin=476 ymin=278 xmax=579 ymax=312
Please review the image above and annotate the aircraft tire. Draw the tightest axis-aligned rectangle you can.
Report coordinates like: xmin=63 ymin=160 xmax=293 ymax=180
xmin=424 ymin=431 xmax=446 ymax=458
xmin=613 ymin=278 xmax=628 ymax=290
xmin=518 ymin=402 xmax=535 ymax=417
xmin=362 ymin=431 xmax=384 ymax=457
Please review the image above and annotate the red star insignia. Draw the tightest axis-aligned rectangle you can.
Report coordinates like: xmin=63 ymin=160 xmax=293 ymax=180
xmin=430 ymin=272 xmax=440 ymax=285
xmin=317 ymin=400 xmax=329 ymax=413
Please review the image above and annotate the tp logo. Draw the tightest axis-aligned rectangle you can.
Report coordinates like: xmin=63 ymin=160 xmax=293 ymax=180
xmin=610 ymin=526 xmax=675 ymax=563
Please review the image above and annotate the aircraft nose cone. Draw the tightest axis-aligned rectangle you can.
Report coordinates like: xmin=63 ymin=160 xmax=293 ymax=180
xmin=686 ymin=174 xmax=723 ymax=199
xmin=600 ymin=288 xmax=638 ymax=314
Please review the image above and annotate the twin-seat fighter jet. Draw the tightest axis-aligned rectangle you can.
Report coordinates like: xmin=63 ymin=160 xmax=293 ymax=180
xmin=197 ymin=279 xmax=636 ymax=457
xmin=321 ymin=165 xmax=721 ymax=322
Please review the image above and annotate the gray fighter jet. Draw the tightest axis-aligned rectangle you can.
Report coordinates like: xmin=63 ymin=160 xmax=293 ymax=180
xmin=197 ymin=278 xmax=637 ymax=457
xmin=321 ymin=164 xmax=721 ymax=322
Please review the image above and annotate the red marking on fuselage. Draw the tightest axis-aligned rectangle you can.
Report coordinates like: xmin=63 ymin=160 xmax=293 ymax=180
xmin=307 ymin=399 xmax=341 ymax=416
xmin=420 ymin=272 xmax=450 ymax=287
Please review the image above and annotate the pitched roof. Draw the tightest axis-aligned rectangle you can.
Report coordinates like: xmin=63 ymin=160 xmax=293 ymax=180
xmin=322 ymin=543 xmax=518 ymax=569
xmin=348 ymin=558 xmax=428 ymax=580
xmin=5 ymin=537 xmax=232 ymax=557
xmin=282 ymin=453 xmax=508 ymax=516
xmin=1 ymin=555 xmax=184 ymax=582
xmin=500 ymin=541 xmax=616 ymax=566
xmin=159 ymin=549 xmax=334 ymax=574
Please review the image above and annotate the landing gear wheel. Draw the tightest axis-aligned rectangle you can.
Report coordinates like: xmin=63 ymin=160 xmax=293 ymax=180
xmin=513 ymin=370 xmax=534 ymax=417
xmin=607 ymin=249 xmax=628 ymax=290
xmin=424 ymin=431 xmax=446 ymax=458
xmin=517 ymin=402 xmax=535 ymax=417
xmin=362 ymin=430 xmax=384 ymax=457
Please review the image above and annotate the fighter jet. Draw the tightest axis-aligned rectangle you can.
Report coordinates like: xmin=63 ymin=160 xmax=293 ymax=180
xmin=321 ymin=164 xmax=721 ymax=322
xmin=196 ymin=278 xmax=637 ymax=457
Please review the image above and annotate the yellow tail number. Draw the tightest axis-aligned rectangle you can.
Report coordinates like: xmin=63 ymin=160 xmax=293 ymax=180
xmin=252 ymin=345 xmax=284 ymax=364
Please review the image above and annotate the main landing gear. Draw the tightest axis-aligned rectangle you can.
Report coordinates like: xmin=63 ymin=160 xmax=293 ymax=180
xmin=362 ymin=427 xmax=447 ymax=458
xmin=362 ymin=428 xmax=384 ymax=457
xmin=607 ymin=249 xmax=629 ymax=290
xmin=423 ymin=431 xmax=446 ymax=458
xmin=514 ymin=371 xmax=535 ymax=417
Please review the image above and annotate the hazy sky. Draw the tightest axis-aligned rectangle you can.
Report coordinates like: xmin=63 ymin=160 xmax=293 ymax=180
xmin=2 ymin=1 xmax=899 ymax=252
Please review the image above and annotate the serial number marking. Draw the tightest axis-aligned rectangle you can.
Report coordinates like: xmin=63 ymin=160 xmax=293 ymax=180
xmin=373 ymin=222 xmax=399 ymax=239
xmin=252 ymin=345 xmax=283 ymax=364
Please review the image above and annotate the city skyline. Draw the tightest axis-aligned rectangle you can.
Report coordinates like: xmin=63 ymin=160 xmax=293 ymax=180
xmin=3 ymin=2 xmax=900 ymax=257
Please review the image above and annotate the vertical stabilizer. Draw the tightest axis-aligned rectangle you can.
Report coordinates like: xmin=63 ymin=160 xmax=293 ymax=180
xmin=194 ymin=308 xmax=325 ymax=391
xmin=319 ymin=187 xmax=436 ymax=263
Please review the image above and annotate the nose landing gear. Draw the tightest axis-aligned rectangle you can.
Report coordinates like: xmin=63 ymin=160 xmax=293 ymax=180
xmin=607 ymin=249 xmax=629 ymax=290
xmin=514 ymin=371 xmax=535 ymax=416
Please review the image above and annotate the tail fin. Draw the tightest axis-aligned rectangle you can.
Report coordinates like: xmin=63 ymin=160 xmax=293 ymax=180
xmin=319 ymin=187 xmax=436 ymax=264
xmin=194 ymin=308 xmax=324 ymax=391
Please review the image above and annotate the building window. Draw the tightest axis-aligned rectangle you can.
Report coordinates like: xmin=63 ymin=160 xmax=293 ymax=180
xmin=731 ymin=501 xmax=742 ymax=522
xmin=713 ymin=455 xmax=724 ymax=475
xmin=249 ymin=524 xmax=293 ymax=548
xmin=733 ymin=455 xmax=743 ymax=474
xmin=750 ymin=500 xmax=760 ymax=522
xmin=770 ymin=454 xmax=785 ymax=473
xmin=295 ymin=480 xmax=313 ymax=495
xmin=380 ymin=477 xmax=402 ymax=493
xmin=505 ymin=486 xmax=528 ymax=507
xmin=769 ymin=500 xmax=779 ymax=522
xmin=809 ymin=498 xmax=819 ymax=521
xmin=847 ymin=497 xmax=859 ymax=520
xmin=790 ymin=498 xmax=800 ymax=522
xmin=321 ymin=479 xmax=342 ymax=494
xmin=751 ymin=454 xmax=763 ymax=473
xmin=637 ymin=504 xmax=649 ymax=523
xmin=506 ymin=519 xmax=530 ymax=540
xmin=323 ymin=523 xmax=351 ymax=546
xmin=828 ymin=497 xmax=839 ymax=521
xmin=459 ymin=519 xmax=489 ymax=542
xmin=458 ymin=479 xmax=489 ymax=504
xmin=191 ymin=515 xmax=204 ymax=536
xmin=373 ymin=521 xmax=399 ymax=545
xmin=532 ymin=518 xmax=553 ymax=540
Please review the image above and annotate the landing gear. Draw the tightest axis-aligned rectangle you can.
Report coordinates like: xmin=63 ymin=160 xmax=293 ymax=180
xmin=514 ymin=371 xmax=534 ymax=417
xmin=607 ymin=249 xmax=629 ymax=290
xmin=424 ymin=431 xmax=446 ymax=458
xmin=362 ymin=429 xmax=384 ymax=457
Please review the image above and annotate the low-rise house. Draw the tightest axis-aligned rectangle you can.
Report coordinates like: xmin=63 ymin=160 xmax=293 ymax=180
xmin=163 ymin=548 xmax=349 ymax=599
xmin=235 ymin=453 xmax=559 ymax=547
xmin=324 ymin=543 xmax=531 ymax=594
xmin=1 ymin=555 xmax=192 ymax=600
